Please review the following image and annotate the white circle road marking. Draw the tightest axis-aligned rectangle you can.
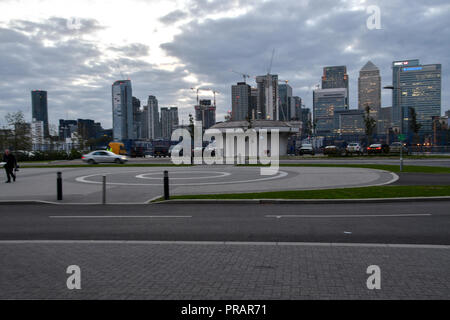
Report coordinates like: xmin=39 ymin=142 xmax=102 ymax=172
xmin=75 ymin=169 xmax=289 ymax=186
xmin=136 ymin=171 xmax=231 ymax=180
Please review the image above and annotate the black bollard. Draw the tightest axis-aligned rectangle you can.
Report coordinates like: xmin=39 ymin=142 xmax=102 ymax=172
xmin=57 ymin=172 xmax=63 ymax=201
xmin=164 ymin=170 xmax=169 ymax=200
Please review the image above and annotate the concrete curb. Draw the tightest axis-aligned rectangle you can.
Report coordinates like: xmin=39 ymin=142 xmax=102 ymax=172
xmin=1 ymin=197 xmax=450 ymax=206
xmin=0 ymin=200 xmax=150 ymax=205
xmin=0 ymin=240 xmax=448 ymax=249
xmin=154 ymin=196 xmax=450 ymax=205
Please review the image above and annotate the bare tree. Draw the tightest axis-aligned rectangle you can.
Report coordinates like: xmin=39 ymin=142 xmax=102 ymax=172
xmin=5 ymin=111 xmax=31 ymax=151
xmin=363 ymin=104 xmax=377 ymax=145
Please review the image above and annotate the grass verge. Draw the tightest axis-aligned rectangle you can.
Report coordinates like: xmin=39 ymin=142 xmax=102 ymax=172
xmin=280 ymin=154 xmax=450 ymax=160
xmin=157 ymin=185 xmax=450 ymax=201
xmin=20 ymin=163 xmax=192 ymax=168
xmin=241 ymin=163 xmax=450 ymax=174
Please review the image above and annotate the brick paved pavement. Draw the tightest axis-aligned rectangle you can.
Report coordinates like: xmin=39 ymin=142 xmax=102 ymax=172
xmin=0 ymin=242 xmax=449 ymax=299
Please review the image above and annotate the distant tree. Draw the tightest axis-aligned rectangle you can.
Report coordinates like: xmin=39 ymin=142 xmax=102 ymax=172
xmin=305 ymin=120 xmax=312 ymax=136
xmin=363 ymin=104 xmax=377 ymax=145
xmin=5 ymin=111 xmax=31 ymax=151
xmin=188 ymin=113 xmax=194 ymax=137
xmin=312 ymin=119 xmax=317 ymax=136
xmin=0 ymin=125 xmax=12 ymax=151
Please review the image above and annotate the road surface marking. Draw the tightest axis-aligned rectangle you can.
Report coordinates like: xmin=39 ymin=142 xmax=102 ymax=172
xmin=136 ymin=171 xmax=231 ymax=180
xmin=75 ymin=168 xmax=288 ymax=186
xmin=49 ymin=215 xmax=192 ymax=219
xmin=266 ymin=213 xmax=432 ymax=218
xmin=0 ymin=240 xmax=448 ymax=249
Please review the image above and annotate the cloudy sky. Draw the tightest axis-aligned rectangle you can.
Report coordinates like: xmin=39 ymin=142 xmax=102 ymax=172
xmin=0 ymin=0 xmax=448 ymax=129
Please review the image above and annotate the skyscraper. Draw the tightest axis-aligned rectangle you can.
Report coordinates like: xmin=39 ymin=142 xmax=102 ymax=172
xmin=292 ymin=96 xmax=302 ymax=121
xmin=301 ymin=108 xmax=311 ymax=136
xmin=195 ymin=100 xmax=216 ymax=130
xmin=278 ymin=83 xmax=293 ymax=121
xmin=358 ymin=61 xmax=381 ymax=112
xmin=322 ymin=66 xmax=349 ymax=108
xmin=146 ymin=95 xmax=161 ymax=140
xmin=160 ymin=107 xmax=179 ymax=139
xmin=231 ymin=82 xmax=251 ymax=121
xmin=392 ymin=60 xmax=441 ymax=135
xmin=112 ymin=80 xmax=133 ymax=141
xmin=256 ymin=74 xmax=279 ymax=120
xmin=250 ymin=88 xmax=258 ymax=120
xmin=31 ymin=90 xmax=49 ymax=138
xmin=132 ymin=97 xmax=142 ymax=139
xmin=313 ymin=88 xmax=348 ymax=136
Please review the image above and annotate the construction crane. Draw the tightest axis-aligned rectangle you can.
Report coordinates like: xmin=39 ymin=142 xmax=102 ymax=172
xmin=116 ymin=63 xmax=129 ymax=80
xmin=230 ymin=70 xmax=251 ymax=84
xmin=190 ymin=87 xmax=200 ymax=105
xmin=202 ymin=88 xmax=220 ymax=107
xmin=190 ymin=87 xmax=219 ymax=106
xmin=267 ymin=48 xmax=275 ymax=74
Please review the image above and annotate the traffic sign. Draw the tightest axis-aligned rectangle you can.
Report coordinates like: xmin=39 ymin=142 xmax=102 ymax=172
xmin=398 ymin=134 xmax=406 ymax=141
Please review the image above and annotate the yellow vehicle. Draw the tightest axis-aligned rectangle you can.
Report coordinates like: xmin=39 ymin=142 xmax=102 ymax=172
xmin=108 ymin=142 xmax=127 ymax=155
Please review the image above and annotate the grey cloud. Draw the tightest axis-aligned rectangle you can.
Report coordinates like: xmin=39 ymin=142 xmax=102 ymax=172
xmin=0 ymin=17 xmax=193 ymax=128
xmin=159 ymin=9 xmax=189 ymax=25
xmin=1 ymin=0 xmax=449 ymax=129
xmin=9 ymin=17 xmax=105 ymax=39
xmin=161 ymin=0 xmax=450 ymax=117
xmin=109 ymin=43 xmax=150 ymax=57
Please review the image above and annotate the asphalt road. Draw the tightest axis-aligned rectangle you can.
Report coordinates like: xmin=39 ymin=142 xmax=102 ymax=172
xmin=1 ymin=201 xmax=449 ymax=244
xmin=0 ymin=166 xmax=397 ymax=204
xmin=25 ymin=156 xmax=450 ymax=167
xmin=393 ymin=173 xmax=450 ymax=185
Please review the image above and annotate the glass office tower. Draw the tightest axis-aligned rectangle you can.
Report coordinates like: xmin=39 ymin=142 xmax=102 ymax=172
xmin=278 ymin=83 xmax=293 ymax=121
xmin=322 ymin=66 xmax=349 ymax=108
xmin=231 ymin=82 xmax=251 ymax=121
xmin=31 ymin=90 xmax=49 ymax=138
xmin=392 ymin=60 xmax=441 ymax=135
xmin=313 ymin=88 xmax=348 ymax=137
xmin=112 ymin=80 xmax=133 ymax=141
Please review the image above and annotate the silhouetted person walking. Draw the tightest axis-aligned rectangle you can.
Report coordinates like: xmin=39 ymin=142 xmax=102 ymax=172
xmin=2 ymin=149 xmax=17 ymax=183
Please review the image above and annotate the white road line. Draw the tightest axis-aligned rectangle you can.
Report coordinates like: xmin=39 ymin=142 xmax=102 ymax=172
xmin=0 ymin=240 xmax=448 ymax=249
xmin=136 ymin=171 xmax=231 ymax=180
xmin=49 ymin=215 xmax=192 ymax=219
xmin=75 ymin=169 xmax=288 ymax=186
xmin=370 ymin=170 xmax=399 ymax=186
xmin=266 ymin=213 xmax=432 ymax=218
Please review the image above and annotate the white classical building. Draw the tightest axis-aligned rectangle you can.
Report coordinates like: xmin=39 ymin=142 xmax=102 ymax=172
xmin=209 ymin=120 xmax=300 ymax=157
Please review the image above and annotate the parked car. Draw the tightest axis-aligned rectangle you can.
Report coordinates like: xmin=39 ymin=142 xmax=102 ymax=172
xmin=367 ymin=144 xmax=382 ymax=155
xmin=323 ymin=145 xmax=344 ymax=156
xmin=296 ymin=144 xmax=315 ymax=156
xmin=389 ymin=142 xmax=409 ymax=155
xmin=82 ymin=150 xmax=128 ymax=164
xmin=346 ymin=143 xmax=363 ymax=155
xmin=367 ymin=144 xmax=389 ymax=155
xmin=153 ymin=145 xmax=170 ymax=157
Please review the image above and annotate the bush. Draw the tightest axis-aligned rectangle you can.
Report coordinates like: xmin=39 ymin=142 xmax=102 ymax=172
xmin=15 ymin=149 xmax=83 ymax=162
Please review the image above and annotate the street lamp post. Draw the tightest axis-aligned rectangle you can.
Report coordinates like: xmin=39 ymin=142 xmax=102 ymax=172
xmin=383 ymin=85 xmax=404 ymax=172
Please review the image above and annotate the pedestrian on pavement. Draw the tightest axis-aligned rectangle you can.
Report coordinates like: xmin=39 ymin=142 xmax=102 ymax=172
xmin=2 ymin=149 xmax=18 ymax=183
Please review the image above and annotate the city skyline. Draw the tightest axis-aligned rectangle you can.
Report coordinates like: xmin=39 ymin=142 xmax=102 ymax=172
xmin=0 ymin=0 xmax=449 ymax=129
